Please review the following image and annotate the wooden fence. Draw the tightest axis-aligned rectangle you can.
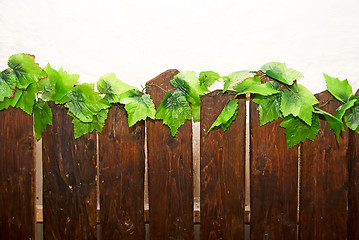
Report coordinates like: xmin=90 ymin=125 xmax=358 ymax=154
xmin=0 ymin=70 xmax=358 ymax=239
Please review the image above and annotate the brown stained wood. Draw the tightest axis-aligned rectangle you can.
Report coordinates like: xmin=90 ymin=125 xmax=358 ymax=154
xmin=348 ymin=126 xmax=359 ymax=239
xmin=145 ymin=209 xmax=251 ymax=224
xmin=42 ymin=103 xmax=97 ymax=240
xmin=146 ymin=69 xmax=194 ymax=239
xmin=300 ymin=91 xmax=349 ymax=240
xmin=250 ymin=74 xmax=298 ymax=240
xmin=200 ymin=91 xmax=246 ymax=239
xmin=347 ymin=89 xmax=359 ymax=240
xmin=0 ymin=107 xmax=35 ymax=239
xmin=99 ymin=105 xmax=145 ymax=239
xmin=44 ymin=208 xmax=250 ymax=225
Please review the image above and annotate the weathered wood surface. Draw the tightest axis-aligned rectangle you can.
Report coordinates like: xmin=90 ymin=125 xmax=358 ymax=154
xmin=146 ymin=70 xmax=194 ymax=239
xmin=99 ymin=105 xmax=145 ymax=239
xmin=300 ymin=91 xmax=349 ymax=239
xmin=250 ymin=73 xmax=298 ymax=240
xmin=0 ymin=107 xmax=35 ymax=240
xmin=349 ymin=127 xmax=359 ymax=239
xmin=348 ymin=89 xmax=359 ymax=240
xmin=200 ymin=91 xmax=246 ymax=239
xmin=42 ymin=104 xmax=97 ymax=239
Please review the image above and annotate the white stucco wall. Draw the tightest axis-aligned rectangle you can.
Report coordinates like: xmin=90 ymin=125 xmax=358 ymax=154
xmin=1 ymin=0 xmax=358 ymax=94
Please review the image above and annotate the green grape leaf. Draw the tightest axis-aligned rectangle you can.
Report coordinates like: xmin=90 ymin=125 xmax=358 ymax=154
xmin=207 ymin=99 xmax=239 ymax=133
xmin=33 ymin=99 xmax=52 ymax=140
xmin=221 ymin=110 xmax=238 ymax=130
xmin=15 ymin=82 xmax=38 ymax=115
xmin=97 ymin=73 xmax=135 ymax=103
xmin=280 ymin=114 xmax=320 ymax=148
xmin=324 ymin=73 xmax=353 ymax=103
xmin=56 ymin=95 xmax=72 ymax=104
xmin=170 ymin=71 xmax=207 ymax=104
xmin=261 ymin=62 xmax=303 ymax=85
xmin=280 ymin=84 xmax=319 ymax=125
xmin=199 ymin=71 xmax=220 ymax=91
xmin=0 ymin=70 xmax=17 ymax=101
xmin=252 ymin=81 xmax=282 ymax=125
xmin=335 ymin=99 xmax=357 ymax=120
xmin=69 ymin=109 xmax=109 ymax=139
xmin=38 ymin=64 xmax=78 ymax=103
xmin=233 ymin=76 xmax=280 ymax=96
xmin=344 ymin=103 xmax=359 ymax=132
xmin=8 ymin=53 xmax=47 ymax=89
xmin=155 ymin=90 xmax=192 ymax=136
xmin=314 ymin=108 xmax=344 ymax=143
xmin=223 ymin=70 xmax=251 ymax=92
xmin=191 ymin=102 xmax=201 ymax=122
xmin=170 ymin=71 xmax=207 ymax=122
xmin=119 ymin=89 xmax=156 ymax=127
xmin=0 ymin=89 xmax=23 ymax=110
xmin=65 ymin=83 xmax=111 ymax=122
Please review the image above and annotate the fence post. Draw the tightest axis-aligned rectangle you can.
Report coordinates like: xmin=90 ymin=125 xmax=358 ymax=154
xmin=99 ymin=105 xmax=145 ymax=239
xmin=250 ymin=72 xmax=298 ymax=240
xmin=300 ymin=91 xmax=349 ymax=239
xmin=0 ymin=107 xmax=36 ymax=239
xmin=348 ymin=127 xmax=359 ymax=240
xmin=146 ymin=70 xmax=194 ymax=239
xmin=347 ymin=89 xmax=359 ymax=240
xmin=42 ymin=104 xmax=97 ymax=239
xmin=200 ymin=91 xmax=246 ymax=239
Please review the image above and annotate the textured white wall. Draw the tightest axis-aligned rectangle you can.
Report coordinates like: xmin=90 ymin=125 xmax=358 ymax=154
xmin=1 ymin=0 xmax=358 ymax=94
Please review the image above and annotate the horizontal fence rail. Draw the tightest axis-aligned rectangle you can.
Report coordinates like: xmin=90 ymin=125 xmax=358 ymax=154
xmin=0 ymin=71 xmax=358 ymax=240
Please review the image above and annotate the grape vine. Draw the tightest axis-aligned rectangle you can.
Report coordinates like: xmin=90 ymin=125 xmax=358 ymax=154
xmin=0 ymin=53 xmax=357 ymax=148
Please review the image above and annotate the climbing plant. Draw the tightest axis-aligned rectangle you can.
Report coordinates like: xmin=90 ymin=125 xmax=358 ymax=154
xmin=0 ymin=53 xmax=357 ymax=148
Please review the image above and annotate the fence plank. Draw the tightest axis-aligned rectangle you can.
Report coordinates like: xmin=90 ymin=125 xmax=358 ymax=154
xmin=250 ymin=73 xmax=298 ymax=240
xmin=349 ymin=127 xmax=359 ymax=240
xmin=42 ymin=104 xmax=97 ymax=239
xmin=347 ymin=89 xmax=358 ymax=240
xmin=0 ymin=107 xmax=35 ymax=239
xmin=200 ymin=91 xmax=246 ymax=239
xmin=300 ymin=91 xmax=349 ymax=239
xmin=146 ymin=69 xmax=194 ymax=239
xmin=99 ymin=105 xmax=145 ymax=239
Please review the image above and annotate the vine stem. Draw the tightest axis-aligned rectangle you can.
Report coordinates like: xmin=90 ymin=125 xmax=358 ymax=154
xmin=282 ymin=84 xmax=293 ymax=92
xmin=226 ymin=91 xmax=232 ymax=103
xmin=143 ymin=83 xmax=174 ymax=94
xmin=316 ymin=99 xmax=333 ymax=108
xmin=206 ymin=92 xmax=222 ymax=97
xmin=225 ymin=90 xmax=239 ymax=95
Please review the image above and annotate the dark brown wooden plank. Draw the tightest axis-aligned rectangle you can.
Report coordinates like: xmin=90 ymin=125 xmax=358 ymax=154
xmin=200 ymin=91 xmax=246 ymax=239
xmin=99 ymin=105 xmax=145 ymax=239
xmin=144 ymin=208 xmax=253 ymax=224
xmin=347 ymin=89 xmax=358 ymax=240
xmin=0 ymin=107 xmax=35 ymax=239
xmin=300 ymin=90 xmax=348 ymax=239
xmin=146 ymin=69 xmax=194 ymax=239
xmin=250 ymin=73 xmax=298 ymax=240
xmin=42 ymin=103 xmax=97 ymax=240
xmin=348 ymin=124 xmax=359 ymax=239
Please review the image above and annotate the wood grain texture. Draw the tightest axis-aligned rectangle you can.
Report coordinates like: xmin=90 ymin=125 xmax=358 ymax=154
xmin=250 ymin=72 xmax=298 ymax=240
xmin=99 ymin=105 xmax=145 ymax=239
xmin=200 ymin=91 xmax=246 ymax=239
xmin=300 ymin=91 xmax=348 ymax=240
xmin=146 ymin=69 xmax=194 ymax=239
xmin=42 ymin=103 xmax=97 ymax=240
xmin=347 ymin=89 xmax=359 ymax=240
xmin=0 ymin=107 xmax=35 ymax=240
xmin=348 ymin=127 xmax=359 ymax=240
